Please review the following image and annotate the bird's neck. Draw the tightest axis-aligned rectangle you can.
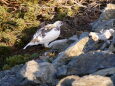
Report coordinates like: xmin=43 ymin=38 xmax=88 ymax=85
xmin=55 ymin=25 xmax=61 ymax=28
xmin=53 ymin=24 xmax=61 ymax=28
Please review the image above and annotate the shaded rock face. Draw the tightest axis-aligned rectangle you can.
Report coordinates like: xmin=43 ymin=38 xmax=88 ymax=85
xmin=91 ymin=19 xmax=115 ymax=32
xmin=92 ymin=67 xmax=115 ymax=76
xmin=56 ymin=75 xmax=113 ymax=86
xmin=67 ymin=52 xmax=115 ymax=75
xmin=0 ymin=65 xmax=23 ymax=86
xmin=91 ymin=4 xmax=115 ymax=32
xmin=108 ymin=32 xmax=115 ymax=52
xmin=111 ymin=74 xmax=115 ymax=85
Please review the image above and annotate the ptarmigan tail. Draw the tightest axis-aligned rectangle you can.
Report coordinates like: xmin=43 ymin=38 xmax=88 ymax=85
xmin=23 ymin=43 xmax=31 ymax=49
xmin=23 ymin=42 xmax=33 ymax=49
xmin=23 ymin=42 xmax=40 ymax=49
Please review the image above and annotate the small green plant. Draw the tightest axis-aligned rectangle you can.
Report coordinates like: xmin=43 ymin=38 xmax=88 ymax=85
xmin=30 ymin=53 xmax=39 ymax=58
xmin=2 ymin=53 xmax=39 ymax=70
xmin=2 ymin=64 xmax=11 ymax=70
xmin=0 ymin=45 xmax=12 ymax=58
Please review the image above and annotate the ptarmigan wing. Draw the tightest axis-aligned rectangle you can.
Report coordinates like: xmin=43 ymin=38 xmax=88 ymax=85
xmin=33 ymin=24 xmax=55 ymax=39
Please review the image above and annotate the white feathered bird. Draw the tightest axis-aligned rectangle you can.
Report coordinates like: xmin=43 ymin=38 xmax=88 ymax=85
xmin=23 ymin=21 xmax=63 ymax=49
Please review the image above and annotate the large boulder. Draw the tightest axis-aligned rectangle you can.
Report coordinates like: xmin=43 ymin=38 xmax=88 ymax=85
xmin=0 ymin=60 xmax=57 ymax=86
xmin=53 ymin=36 xmax=89 ymax=67
xmin=56 ymin=75 xmax=113 ymax=86
xmin=67 ymin=51 xmax=115 ymax=75
xmin=72 ymin=75 xmax=113 ymax=86
xmin=20 ymin=60 xmax=56 ymax=85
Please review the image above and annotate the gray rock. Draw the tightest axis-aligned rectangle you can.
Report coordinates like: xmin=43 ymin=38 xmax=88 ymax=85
xmin=91 ymin=4 xmax=115 ymax=32
xmin=92 ymin=67 xmax=115 ymax=76
xmin=99 ymin=4 xmax=115 ymax=20
xmin=67 ymin=51 xmax=115 ymax=75
xmin=89 ymin=29 xmax=114 ymax=41
xmin=64 ymin=37 xmax=89 ymax=57
xmin=111 ymin=74 xmax=115 ymax=85
xmin=79 ymin=32 xmax=89 ymax=39
xmin=108 ymin=32 xmax=115 ymax=52
xmin=53 ymin=37 xmax=89 ymax=67
xmin=56 ymin=65 xmax=67 ymax=78
xmin=68 ymin=35 xmax=78 ymax=41
xmin=83 ymin=38 xmax=98 ymax=52
xmin=49 ymin=39 xmax=74 ymax=52
xmin=0 ymin=65 xmax=23 ymax=79
xmin=49 ymin=35 xmax=78 ymax=52
xmin=72 ymin=75 xmax=113 ymax=86
xmin=56 ymin=75 xmax=80 ymax=86
xmin=20 ymin=60 xmax=56 ymax=85
xmin=91 ymin=19 xmax=115 ymax=32
xmin=0 ymin=64 xmax=24 ymax=86
xmin=0 ymin=75 xmax=18 ymax=86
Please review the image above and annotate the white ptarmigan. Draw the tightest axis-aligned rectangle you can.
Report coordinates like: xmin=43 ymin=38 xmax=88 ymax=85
xmin=23 ymin=21 xmax=63 ymax=49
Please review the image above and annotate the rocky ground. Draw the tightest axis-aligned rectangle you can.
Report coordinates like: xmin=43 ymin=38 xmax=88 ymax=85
xmin=0 ymin=3 xmax=115 ymax=86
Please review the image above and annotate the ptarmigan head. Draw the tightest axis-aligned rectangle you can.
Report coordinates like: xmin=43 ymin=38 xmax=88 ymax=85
xmin=53 ymin=21 xmax=63 ymax=27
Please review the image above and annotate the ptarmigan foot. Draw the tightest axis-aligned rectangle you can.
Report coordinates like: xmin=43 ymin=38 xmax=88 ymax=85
xmin=44 ymin=43 xmax=50 ymax=48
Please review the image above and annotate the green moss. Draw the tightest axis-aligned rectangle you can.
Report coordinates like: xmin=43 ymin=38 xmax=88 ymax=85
xmin=2 ymin=64 xmax=11 ymax=70
xmin=2 ymin=53 xmax=39 ymax=70
xmin=6 ymin=55 xmax=27 ymax=66
xmin=0 ymin=45 xmax=12 ymax=70
xmin=0 ymin=45 xmax=12 ymax=58
xmin=30 ymin=53 xmax=39 ymax=58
